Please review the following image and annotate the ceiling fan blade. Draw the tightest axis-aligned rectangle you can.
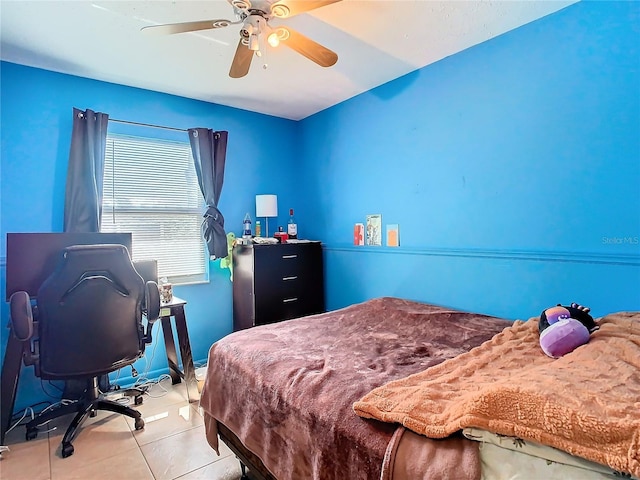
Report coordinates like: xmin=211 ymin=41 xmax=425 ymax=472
xmin=141 ymin=19 xmax=235 ymax=35
xmin=229 ymin=38 xmax=254 ymax=78
xmin=279 ymin=27 xmax=337 ymax=67
xmin=272 ymin=0 xmax=341 ymax=18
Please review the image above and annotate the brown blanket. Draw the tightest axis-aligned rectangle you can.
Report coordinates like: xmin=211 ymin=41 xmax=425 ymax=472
xmin=199 ymin=297 xmax=511 ymax=480
xmin=354 ymin=312 xmax=640 ymax=477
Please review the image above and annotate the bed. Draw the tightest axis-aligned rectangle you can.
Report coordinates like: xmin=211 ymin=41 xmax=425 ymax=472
xmin=199 ymin=297 xmax=640 ymax=479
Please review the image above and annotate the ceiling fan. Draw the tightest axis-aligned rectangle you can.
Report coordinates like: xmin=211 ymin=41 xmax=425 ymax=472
xmin=141 ymin=0 xmax=341 ymax=78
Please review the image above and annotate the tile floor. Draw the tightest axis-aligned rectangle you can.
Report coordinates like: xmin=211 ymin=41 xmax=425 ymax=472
xmin=0 ymin=378 xmax=245 ymax=480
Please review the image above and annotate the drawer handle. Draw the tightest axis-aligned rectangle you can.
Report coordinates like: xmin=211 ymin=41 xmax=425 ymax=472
xmin=283 ymin=297 xmax=298 ymax=303
xmin=282 ymin=254 xmax=298 ymax=259
xmin=282 ymin=276 xmax=298 ymax=281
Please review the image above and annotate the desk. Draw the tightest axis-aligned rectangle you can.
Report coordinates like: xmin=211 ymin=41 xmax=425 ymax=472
xmin=158 ymin=297 xmax=199 ymax=404
xmin=0 ymin=296 xmax=199 ymax=446
xmin=1 ymin=325 xmax=23 ymax=445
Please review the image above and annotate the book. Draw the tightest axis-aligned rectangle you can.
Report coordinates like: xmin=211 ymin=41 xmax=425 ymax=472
xmin=386 ymin=224 xmax=399 ymax=247
xmin=365 ymin=214 xmax=382 ymax=246
xmin=354 ymin=223 xmax=364 ymax=245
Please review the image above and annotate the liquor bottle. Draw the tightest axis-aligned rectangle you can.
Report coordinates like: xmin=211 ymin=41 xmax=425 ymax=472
xmin=255 ymin=220 xmax=262 ymax=237
xmin=243 ymin=213 xmax=252 ymax=239
xmin=287 ymin=208 xmax=298 ymax=239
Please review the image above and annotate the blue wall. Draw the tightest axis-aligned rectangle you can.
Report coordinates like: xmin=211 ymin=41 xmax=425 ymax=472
xmin=1 ymin=0 xmax=639 ymax=415
xmin=0 ymin=63 xmax=299 ymax=411
xmin=298 ymin=1 xmax=640 ymax=319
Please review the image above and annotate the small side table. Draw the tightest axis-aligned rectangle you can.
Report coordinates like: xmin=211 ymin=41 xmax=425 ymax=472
xmin=158 ymin=297 xmax=199 ymax=403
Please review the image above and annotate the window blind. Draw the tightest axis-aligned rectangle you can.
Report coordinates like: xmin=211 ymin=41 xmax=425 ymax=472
xmin=101 ymin=134 xmax=207 ymax=285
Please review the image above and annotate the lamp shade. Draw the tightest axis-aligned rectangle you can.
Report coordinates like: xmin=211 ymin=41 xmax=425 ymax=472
xmin=256 ymin=194 xmax=278 ymax=217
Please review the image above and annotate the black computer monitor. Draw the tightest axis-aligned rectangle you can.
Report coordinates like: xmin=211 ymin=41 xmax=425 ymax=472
xmin=132 ymin=259 xmax=158 ymax=284
xmin=5 ymin=232 xmax=133 ymax=301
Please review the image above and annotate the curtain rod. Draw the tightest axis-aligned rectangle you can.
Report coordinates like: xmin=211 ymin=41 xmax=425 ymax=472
xmin=109 ymin=118 xmax=188 ymax=133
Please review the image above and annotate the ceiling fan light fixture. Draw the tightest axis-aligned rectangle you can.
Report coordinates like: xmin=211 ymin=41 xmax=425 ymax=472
xmin=231 ymin=0 xmax=251 ymax=11
xmin=276 ymin=27 xmax=290 ymax=42
xmin=270 ymin=3 xmax=290 ymax=18
xmin=212 ymin=20 xmax=232 ymax=29
xmin=267 ymin=32 xmax=280 ymax=47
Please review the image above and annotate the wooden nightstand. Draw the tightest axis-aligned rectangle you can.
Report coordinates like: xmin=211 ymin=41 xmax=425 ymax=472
xmin=232 ymin=242 xmax=325 ymax=331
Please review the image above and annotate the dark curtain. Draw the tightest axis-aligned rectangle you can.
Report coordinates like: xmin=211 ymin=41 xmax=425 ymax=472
xmin=62 ymin=108 xmax=111 ymax=399
xmin=63 ymin=108 xmax=109 ymax=232
xmin=188 ymin=128 xmax=229 ymax=259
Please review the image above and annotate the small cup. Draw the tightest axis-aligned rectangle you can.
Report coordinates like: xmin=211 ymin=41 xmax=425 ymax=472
xmin=159 ymin=283 xmax=173 ymax=304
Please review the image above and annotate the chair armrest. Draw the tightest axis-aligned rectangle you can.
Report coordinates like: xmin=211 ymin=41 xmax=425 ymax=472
xmin=9 ymin=291 xmax=33 ymax=341
xmin=9 ymin=291 xmax=39 ymax=367
xmin=145 ymin=281 xmax=161 ymax=321
xmin=142 ymin=281 xmax=161 ymax=344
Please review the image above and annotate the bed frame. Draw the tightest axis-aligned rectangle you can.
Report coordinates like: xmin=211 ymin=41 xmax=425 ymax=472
xmin=218 ymin=421 xmax=275 ymax=480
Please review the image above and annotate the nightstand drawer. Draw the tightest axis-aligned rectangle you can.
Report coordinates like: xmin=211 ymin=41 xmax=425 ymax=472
xmin=255 ymin=264 xmax=317 ymax=295
xmin=254 ymin=278 xmax=324 ymax=325
xmin=254 ymin=244 xmax=314 ymax=278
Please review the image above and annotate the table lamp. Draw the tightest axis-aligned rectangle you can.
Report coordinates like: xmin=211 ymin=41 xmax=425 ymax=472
xmin=255 ymin=194 xmax=278 ymax=237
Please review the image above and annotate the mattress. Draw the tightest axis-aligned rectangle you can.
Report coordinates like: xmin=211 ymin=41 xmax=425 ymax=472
xmin=464 ymin=428 xmax=639 ymax=480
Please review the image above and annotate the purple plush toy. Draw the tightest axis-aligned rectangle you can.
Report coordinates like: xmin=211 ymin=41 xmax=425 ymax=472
xmin=538 ymin=303 xmax=598 ymax=358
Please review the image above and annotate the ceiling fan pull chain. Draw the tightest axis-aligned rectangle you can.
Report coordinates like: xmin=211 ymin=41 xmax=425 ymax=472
xmin=261 ymin=37 xmax=269 ymax=70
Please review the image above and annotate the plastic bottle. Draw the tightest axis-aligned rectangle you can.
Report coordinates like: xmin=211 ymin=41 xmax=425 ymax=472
xmin=287 ymin=208 xmax=298 ymax=239
xmin=255 ymin=220 xmax=262 ymax=237
xmin=243 ymin=213 xmax=252 ymax=239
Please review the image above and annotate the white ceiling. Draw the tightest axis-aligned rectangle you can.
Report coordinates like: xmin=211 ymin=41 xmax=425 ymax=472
xmin=1 ymin=0 xmax=577 ymax=120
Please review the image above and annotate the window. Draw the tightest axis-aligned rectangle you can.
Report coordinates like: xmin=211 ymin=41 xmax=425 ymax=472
xmin=101 ymin=134 xmax=207 ymax=285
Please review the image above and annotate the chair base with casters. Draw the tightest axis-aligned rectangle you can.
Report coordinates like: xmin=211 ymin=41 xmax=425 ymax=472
xmin=25 ymin=377 xmax=145 ymax=458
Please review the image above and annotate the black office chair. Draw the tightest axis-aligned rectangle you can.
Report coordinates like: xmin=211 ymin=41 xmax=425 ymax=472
xmin=8 ymin=244 xmax=160 ymax=458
